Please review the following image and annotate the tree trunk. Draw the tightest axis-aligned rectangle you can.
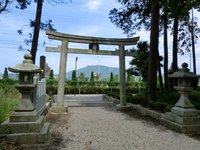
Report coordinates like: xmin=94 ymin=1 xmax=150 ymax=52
xmin=172 ymin=15 xmax=178 ymax=72
xmin=191 ymin=9 xmax=196 ymax=74
xmin=147 ymin=0 xmax=159 ymax=102
xmin=0 ymin=0 xmax=9 ymax=13
xmin=31 ymin=0 xmax=43 ymax=64
xmin=158 ymin=52 xmax=163 ymax=94
xmin=163 ymin=10 xmax=169 ymax=90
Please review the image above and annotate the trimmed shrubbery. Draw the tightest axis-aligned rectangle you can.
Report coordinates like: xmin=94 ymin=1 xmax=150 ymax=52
xmin=134 ymin=88 xmax=200 ymax=112
xmin=107 ymin=87 xmax=200 ymax=113
xmin=189 ymin=87 xmax=200 ymax=110
xmin=46 ymin=80 xmax=145 ymax=95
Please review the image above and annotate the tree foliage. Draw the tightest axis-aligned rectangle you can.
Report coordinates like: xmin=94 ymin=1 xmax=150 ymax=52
xmin=90 ymin=72 xmax=94 ymax=82
xmin=109 ymin=0 xmax=151 ymax=36
xmin=15 ymin=0 xmax=69 ymax=63
xmin=72 ymin=70 xmax=76 ymax=81
xmin=128 ymin=41 xmax=149 ymax=82
xmin=0 ymin=0 xmax=9 ymax=13
xmin=79 ymin=72 xmax=86 ymax=81
xmin=3 ymin=67 xmax=9 ymax=79
xmin=110 ymin=72 xmax=114 ymax=82
xmin=49 ymin=69 xmax=54 ymax=80
xmin=178 ymin=16 xmax=200 ymax=55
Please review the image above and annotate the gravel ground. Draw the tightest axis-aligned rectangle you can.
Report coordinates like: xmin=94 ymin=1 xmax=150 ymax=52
xmin=47 ymin=105 xmax=200 ymax=150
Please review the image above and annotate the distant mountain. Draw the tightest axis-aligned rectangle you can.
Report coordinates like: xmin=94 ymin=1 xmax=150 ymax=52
xmin=66 ymin=65 xmax=119 ymax=80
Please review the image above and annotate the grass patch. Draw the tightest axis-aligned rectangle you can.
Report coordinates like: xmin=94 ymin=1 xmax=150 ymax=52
xmin=0 ymin=86 xmax=20 ymax=124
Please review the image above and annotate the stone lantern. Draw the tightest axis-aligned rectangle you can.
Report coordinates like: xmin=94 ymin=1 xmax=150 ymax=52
xmin=0 ymin=53 xmax=50 ymax=144
xmin=8 ymin=53 xmax=41 ymax=112
xmin=161 ymin=62 xmax=200 ymax=134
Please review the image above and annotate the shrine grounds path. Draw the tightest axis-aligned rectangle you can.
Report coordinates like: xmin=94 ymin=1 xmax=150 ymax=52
xmin=46 ymin=95 xmax=200 ymax=150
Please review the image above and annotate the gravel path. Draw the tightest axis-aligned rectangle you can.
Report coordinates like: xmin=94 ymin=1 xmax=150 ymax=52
xmin=48 ymin=105 xmax=200 ymax=150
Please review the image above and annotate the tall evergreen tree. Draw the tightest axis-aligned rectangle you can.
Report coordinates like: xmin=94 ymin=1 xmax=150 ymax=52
xmin=110 ymin=72 xmax=114 ymax=82
xmin=161 ymin=0 xmax=169 ymax=90
xmin=167 ymin=0 xmax=200 ymax=72
xmin=147 ymin=0 xmax=160 ymax=102
xmin=3 ymin=67 xmax=9 ymax=79
xmin=72 ymin=70 xmax=76 ymax=81
xmin=128 ymin=41 xmax=149 ymax=82
xmin=109 ymin=0 xmax=151 ymax=36
xmin=79 ymin=72 xmax=85 ymax=81
xmin=90 ymin=72 xmax=94 ymax=81
xmin=49 ymin=69 xmax=54 ymax=80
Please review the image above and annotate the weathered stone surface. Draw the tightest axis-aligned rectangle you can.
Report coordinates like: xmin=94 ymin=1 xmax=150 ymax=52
xmin=160 ymin=117 xmax=200 ymax=134
xmin=116 ymin=104 xmax=131 ymax=111
xmin=1 ymin=116 xmax=44 ymax=133
xmin=9 ymin=111 xmax=38 ymax=122
xmin=171 ymin=106 xmax=199 ymax=117
xmin=3 ymin=122 xmax=50 ymax=144
xmin=164 ymin=112 xmax=200 ymax=125
xmin=51 ymin=105 xmax=68 ymax=114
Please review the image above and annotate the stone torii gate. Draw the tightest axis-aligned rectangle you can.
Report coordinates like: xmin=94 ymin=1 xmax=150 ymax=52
xmin=45 ymin=30 xmax=139 ymax=112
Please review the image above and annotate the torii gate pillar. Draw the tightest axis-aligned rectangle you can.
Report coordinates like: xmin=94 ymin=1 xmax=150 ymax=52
xmin=51 ymin=41 xmax=68 ymax=113
xmin=117 ymin=44 xmax=131 ymax=111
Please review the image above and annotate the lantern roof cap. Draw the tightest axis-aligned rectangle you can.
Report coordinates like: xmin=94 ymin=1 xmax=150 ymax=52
xmin=169 ymin=62 xmax=199 ymax=78
xmin=8 ymin=53 xmax=41 ymax=73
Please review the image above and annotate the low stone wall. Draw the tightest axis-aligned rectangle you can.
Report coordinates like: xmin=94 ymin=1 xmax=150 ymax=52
xmin=103 ymin=94 xmax=163 ymax=121
xmin=102 ymin=94 xmax=120 ymax=104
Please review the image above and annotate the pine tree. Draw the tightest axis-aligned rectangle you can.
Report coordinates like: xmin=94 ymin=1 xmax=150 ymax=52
xmin=79 ymin=72 xmax=85 ymax=81
xmin=49 ymin=69 xmax=54 ymax=80
xmin=72 ymin=70 xmax=76 ymax=81
xmin=110 ymin=72 xmax=114 ymax=82
xmin=3 ymin=67 xmax=9 ymax=79
xmin=90 ymin=72 xmax=94 ymax=81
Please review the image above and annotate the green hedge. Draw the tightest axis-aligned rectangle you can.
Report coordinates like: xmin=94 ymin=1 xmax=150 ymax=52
xmin=46 ymin=79 xmax=145 ymax=95
xmin=107 ymin=87 xmax=200 ymax=113
xmin=189 ymin=89 xmax=200 ymax=110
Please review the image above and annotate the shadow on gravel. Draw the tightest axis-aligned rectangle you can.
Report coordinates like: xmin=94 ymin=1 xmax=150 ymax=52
xmin=44 ymin=112 xmax=71 ymax=150
xmin=101 ymin=105 xmax=169 ymax=132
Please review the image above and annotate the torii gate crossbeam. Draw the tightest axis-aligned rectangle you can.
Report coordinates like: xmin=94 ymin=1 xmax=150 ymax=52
xmin=45 ymin=30 xmax=140 ymax=112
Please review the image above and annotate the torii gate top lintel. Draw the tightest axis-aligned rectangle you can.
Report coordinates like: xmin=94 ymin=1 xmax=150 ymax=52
xmin=45 ymin=30 xmax=140 ymax=45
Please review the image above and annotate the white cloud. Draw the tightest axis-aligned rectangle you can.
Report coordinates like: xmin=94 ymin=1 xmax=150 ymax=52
xmin=84 ymin=0 xmax=102 ymax=11
xmin=74 ymin=25 xmax=100 ymax=36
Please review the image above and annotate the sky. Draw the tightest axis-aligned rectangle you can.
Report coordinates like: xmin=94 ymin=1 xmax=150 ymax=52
xmin=0 ymin=0 xmax=200 ymax=75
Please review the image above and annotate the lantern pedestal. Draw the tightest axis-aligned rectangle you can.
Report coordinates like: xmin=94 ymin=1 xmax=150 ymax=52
xmin=161 ymin=87 xmax=200 ymax=134
xmin=161 ymin=86 xmax=200 ymax=134
xmin=161 ymin=109 xmax=200 ymax=134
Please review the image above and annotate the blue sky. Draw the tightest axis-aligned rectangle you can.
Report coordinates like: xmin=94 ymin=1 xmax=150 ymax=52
xmin=0 ymin=0 xmax=200 ymax=74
